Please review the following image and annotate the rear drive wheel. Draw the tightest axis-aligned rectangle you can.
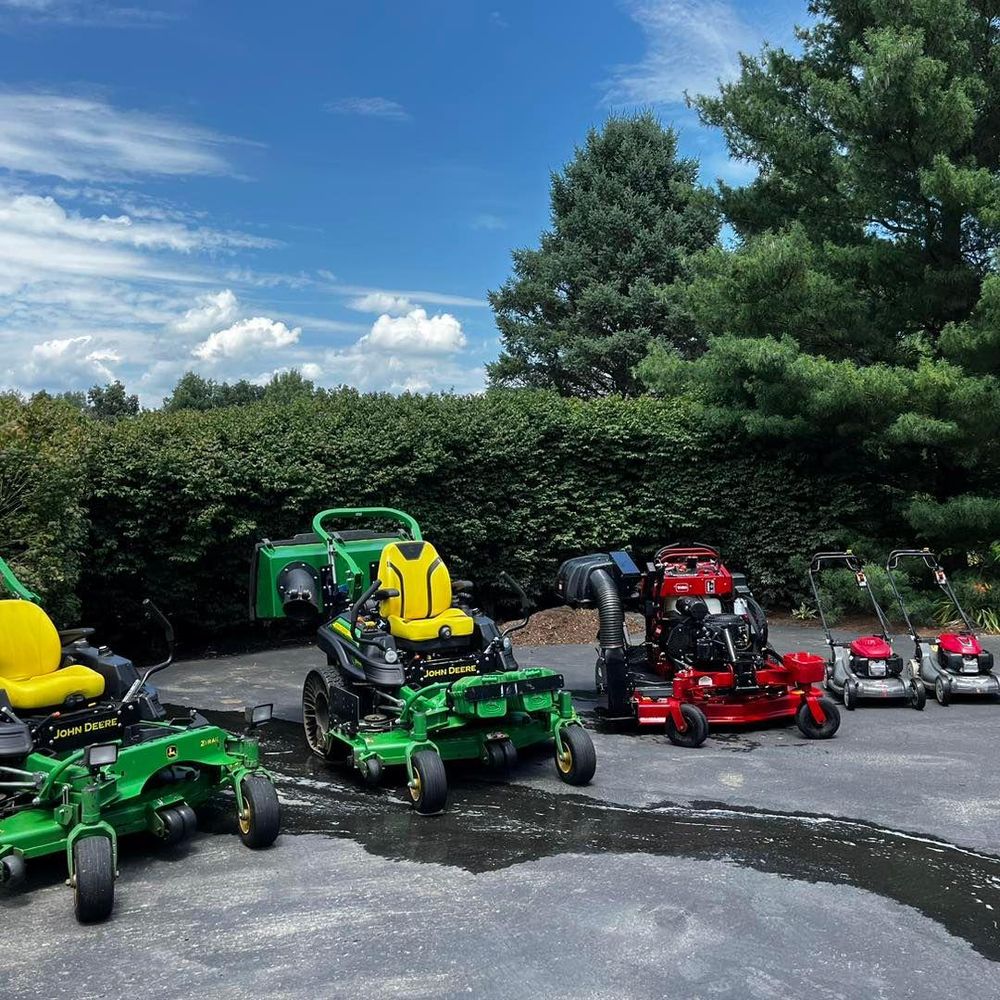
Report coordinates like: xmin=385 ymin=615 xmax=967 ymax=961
xmin=796 ymin=697 xmax=841 ymax=739
xmin=302 ymin=668 xmax=341 ymax=760
xmin=238 ymin=775 xmax=281 ymax=848
xmin=409 ymin=750 xmax=448 ymax=815
xmin=555 ymin=724 xmax=597 ymax=785
xmin=73 ymin=836 xmax=114 ymax=924
xmin=665 ymin=703 xmax=709 ymax=748
xmin=935 ymin=676 xmax=952 ymax=707
xmin=910 ymin=679 xmax=926 ymax=711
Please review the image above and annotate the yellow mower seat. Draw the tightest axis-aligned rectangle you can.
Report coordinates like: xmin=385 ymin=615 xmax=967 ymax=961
xmin=377 ymin=540 xmax=475 ymax=644
xmin=0 ymin=600 xmax=105 ymax=710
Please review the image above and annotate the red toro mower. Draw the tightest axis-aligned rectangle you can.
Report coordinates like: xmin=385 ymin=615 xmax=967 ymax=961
xmin=556 ymin=544 xmax=839 ymax=747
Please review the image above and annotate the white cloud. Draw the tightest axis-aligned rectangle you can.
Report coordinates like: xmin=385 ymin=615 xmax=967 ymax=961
xmin=28 ymin=334 xmax=119 ymax=381
xmin=192 ymin=316 xmax=301 ymax=362
xmin=347 ymin=291 xmax=415 ymax=315
xmin=323 ymin=280 xmax=488 ymax=309
xmin=326 ymin=97 xmax=409 ymax=120
xmin=0 ymin=0 xmax=171 ymax=24
xmin=171 ymin=289 xmax=240 ymax=335
xmin=0 ymin=93 xmax=240 ymax=180
xmin=361 ymin=308 xmax=467 ymax=355
xmin=605 ymin=0 xmax=761 ymax=105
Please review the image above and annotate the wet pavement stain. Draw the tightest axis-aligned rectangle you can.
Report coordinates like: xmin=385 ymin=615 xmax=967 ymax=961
xmin=194 ymin=709 xmax=1000 ymax=962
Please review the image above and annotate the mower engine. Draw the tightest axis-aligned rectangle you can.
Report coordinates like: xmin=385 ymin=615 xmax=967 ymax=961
xmin=666 ymin=599 xmax=762 ymax=688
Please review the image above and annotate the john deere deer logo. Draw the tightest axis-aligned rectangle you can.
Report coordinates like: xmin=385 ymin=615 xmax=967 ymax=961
xmin=166 ymin=745 xmax=178 ymax=759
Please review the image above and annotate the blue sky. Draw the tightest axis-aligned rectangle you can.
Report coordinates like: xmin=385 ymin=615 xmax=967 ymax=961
xmin=0 ymin=0 xmax=803 ymax=403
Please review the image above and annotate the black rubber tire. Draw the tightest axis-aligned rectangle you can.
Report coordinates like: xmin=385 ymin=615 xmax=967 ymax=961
xmin=360 ymin=756 xmax=383 ymax=787
xmin=501 ymin=739 xmax=518 ymax=771
xmin=910 ymin=679 xmax=926 ymax=711
xmin=0 ymin=852 xmax=26 ymax=887
xmin=409 ymin=750 xmax=448 ymax=815
xmin=159 ymin=806 xmax=188 ymax=845
xmin=665 ymin=703 xmax=709 ymax=748
xmin=796 ymin=697 xmax=841 ymax=739
xmin=238 ymin=775 xmax=281 ymax=849
xmin=554 ymin=724 xmax=597 ymax=785
xmin=842 ymin=680 xmax=858 ymax=711
xmin=484 ymin=741 xmax=507 ymax=770
xmin=302 ymin=668 xmax=342 ymax=760
xmin=73 ymin=836 xmax=114 ymax=924
xmin=935 ymin=676 xmax=951 ymax=707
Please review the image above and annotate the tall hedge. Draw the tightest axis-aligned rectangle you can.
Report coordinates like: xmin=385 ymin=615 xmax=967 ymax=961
xmin=74 ymin=389 xmax=865 ymax=639
xmin=0 ymin=394 xmax=94 ymax=623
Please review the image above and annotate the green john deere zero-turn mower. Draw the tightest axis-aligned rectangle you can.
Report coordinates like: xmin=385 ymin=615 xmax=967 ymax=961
xmin=251 ymin=507 xmax=596 ymax=814
xmin=0 ymin=556 xmax=280 ymax=923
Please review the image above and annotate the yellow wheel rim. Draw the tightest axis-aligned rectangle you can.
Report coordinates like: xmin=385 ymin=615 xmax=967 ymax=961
xmin=556 ymin=742 xmax=573 ymax=775
xmin=408 ymin=769 xmax=422 ymax=802
xmin=238 ymin=800 xmax=252 ymax=835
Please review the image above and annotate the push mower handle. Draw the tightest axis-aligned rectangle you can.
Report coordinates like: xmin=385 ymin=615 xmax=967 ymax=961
xmin=809 ymin=551 xmax=863 ymax=573
xmin=886 ymin=548 xmax=939 ymax=571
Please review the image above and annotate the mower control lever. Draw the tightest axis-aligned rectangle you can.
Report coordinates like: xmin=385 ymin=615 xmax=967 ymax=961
xmin=121 ymin=599 xmax=176 ymax=704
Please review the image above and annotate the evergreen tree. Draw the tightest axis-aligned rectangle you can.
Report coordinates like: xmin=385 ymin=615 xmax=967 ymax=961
xmin=488 ymin=113 xmax=719 ymax=395
xmin=695 ymin=0 xmax=1000 ymax=357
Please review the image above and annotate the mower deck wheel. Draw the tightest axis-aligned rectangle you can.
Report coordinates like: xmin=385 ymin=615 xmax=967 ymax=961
xmin=0 ymin=852 xmax=26 ymax=887
xmin=555 ymin=724 xmax=597 ymax=785
xmin=935 ymin=676 xmax=951 ymax=707
xmin=796 ymin=697 xmax=840 ymax=740
xmin=73 ymin=836 xmax=114 ymax=924
xmin=360 ymin=756 xmax=383 ymax=787
xmin=910 ymin=679 xmax=926 ymax=711
xmin=238 ymin=775 xmax=281 ymax=849
xmin=160 ymin=802 xmax=197 ymax=845
xmin=665 ymin=703 xmax=709 ymax=749
xmin=409 ymin=750 xmax=448 ymax=815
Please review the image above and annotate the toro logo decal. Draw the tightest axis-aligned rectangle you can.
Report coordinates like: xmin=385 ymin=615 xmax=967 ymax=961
xmin=675 ymin=583 xmax=690 ymax=593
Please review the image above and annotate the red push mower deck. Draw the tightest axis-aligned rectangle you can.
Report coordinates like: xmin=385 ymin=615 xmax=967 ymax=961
xmin=556 ymin=544 xmax=839 ymax=747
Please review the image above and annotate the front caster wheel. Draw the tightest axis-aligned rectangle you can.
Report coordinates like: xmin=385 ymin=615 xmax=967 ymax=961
xmin=409 ymin=750 xmax=448 ymax=815
xmin=238 ymin=775 xmax=281 ymax=848
xmin=360 ymin=756 xmax=383 ymax=787
xmin=910 ymin=679 xmax=926 ymax=710
xmin=555 ymin=724 xmax=597 ymax=785
xmin=484 ymin=739 xmax=517 ymax=773
xmin=665 ymin=703 xmax=709 ymax=748
xmin=935 ymin=676 xmax=952 ymax=706
xmin=796 ymin=697 xmax=841 ymax=739
xmin=842 ymin=680 xmax=859 ymax=710
xmin=73 ymin=836 xmax=114 ymax=924
xmin=159 ymin=802 xmax=197 ymax=845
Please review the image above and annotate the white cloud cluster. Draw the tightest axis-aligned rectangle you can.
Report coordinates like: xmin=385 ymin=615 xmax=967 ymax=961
xmin=0 ymin=89 xmax=487 ymax=402
xmin=605 ymin=0 xmax=761 ymax=105
xmin=361 ymin=308 xmax=466 ymax=355
xmin=192 ymin=315 xmax=301 ymax=362
xmin=0 ymin=93 xmax=236 ymax=180
xmin=347 ymin=291 xmax=415 ymax=315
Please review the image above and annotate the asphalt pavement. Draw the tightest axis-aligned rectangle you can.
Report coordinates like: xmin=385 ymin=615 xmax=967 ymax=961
xmin=4 ymin=623 xmax=1000 ymax=1000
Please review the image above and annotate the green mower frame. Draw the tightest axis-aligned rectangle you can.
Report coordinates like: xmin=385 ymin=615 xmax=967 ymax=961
xmin=0 ymin=557 xmax=280 ymax=923
xmin=252 ymin=507 xmax=596 ymax=813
